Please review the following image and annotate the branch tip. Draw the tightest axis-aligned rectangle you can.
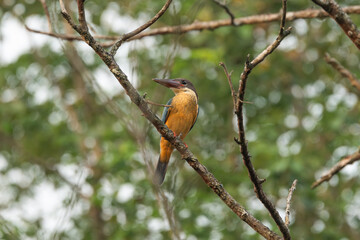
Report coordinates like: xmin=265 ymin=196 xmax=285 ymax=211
xmin=285 ymin=179 xmax=297 ymax=227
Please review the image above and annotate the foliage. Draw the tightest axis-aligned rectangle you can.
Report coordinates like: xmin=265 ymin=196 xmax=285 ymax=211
xmin=0 ymin=0 xmax=359 ymax=239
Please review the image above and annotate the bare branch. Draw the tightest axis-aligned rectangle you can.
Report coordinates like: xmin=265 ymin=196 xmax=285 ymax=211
xmin=285 ymin=179 xmax=298 ymax=227
xmin=219 ymin=62 xmax=237 ymax=106
xmin=110 ymin=0 xmax=173 ymax=56
xmin=235 ymin=0 xmax=292 ymax=239
xmin=312 ymin=149 xmax=360 ymax=189
xmin=56 ymin=1 xmax=282 ymax=238
xmin=324 ymin=53 xmax=360 ymax=92
xmin=25 ymin=25 xmax=80 ymax=40
xmin=312 ymin=0 xmax=360 ymax=49
xmin=212 ymin=0 xmax=235 ymax=25
xmin=124 ymin=5 xmax=360 ymax=42
xmin=77 ymin=0 xmax=88 ymax=31
xmin=39 ymin=0 xmax=53 ymax=32
xmin=25 ymin=25 xmax=116 ymax=47
xmin=59 ymin=0 xmax=81 ymax=32
xmin=279 ymin=0 xmax=288 ymax=35
xmin=27 ymin=6 xmax=360 ymax=45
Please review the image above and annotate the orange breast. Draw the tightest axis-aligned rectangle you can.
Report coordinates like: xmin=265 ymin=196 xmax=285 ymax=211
xmin=159 ymin=91 xmax=198 ymax=163
xmin=165 ymin=92 xmax=198 ymax=139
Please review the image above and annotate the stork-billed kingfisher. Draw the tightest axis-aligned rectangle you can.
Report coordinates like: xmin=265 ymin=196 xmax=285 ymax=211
xmin=153 ymin=78 xmax=199 ymax=185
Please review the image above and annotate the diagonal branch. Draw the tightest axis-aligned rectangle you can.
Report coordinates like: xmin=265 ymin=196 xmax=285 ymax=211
xmin=324 ymin=53 xmax=360 ymax=92
xmin=312 ymin=149 xmax=360 ymax=189
xmin=59 ymin=0 xmax=81 ymax=32
xmin=312 ymin=0 xmax=360 ymax=49
xmin=110 ymin=0 xmax=172 ymax=56
xmin=39 ymin=0 xmax=53 ymax=32
xmin=234 ymin=0 xmax=292 ymax=239
xmin=57 ymin=0 xmax=282 ymax=239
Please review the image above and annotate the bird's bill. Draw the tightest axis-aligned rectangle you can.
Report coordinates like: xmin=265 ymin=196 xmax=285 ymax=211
xmin=153 ymin=78 xmax=181 ymax=89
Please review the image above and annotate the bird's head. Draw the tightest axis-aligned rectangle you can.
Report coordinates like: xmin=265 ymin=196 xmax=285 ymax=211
xmin=153 ymin=78 xmax=198 ymax=99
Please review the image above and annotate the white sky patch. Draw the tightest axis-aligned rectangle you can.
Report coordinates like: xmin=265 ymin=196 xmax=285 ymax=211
xmin=116 ymin=183 xmax=135 ymax=203
xmin=0 ymin=14 xmax=32 ymax=64
xmin=101 ymin=3 xmax=143 ymax=33
xmin=196 ymin=215 xmax=211 ymax=227
xmin=294 ymin=19 xmax=308 ymax=36
xmin=7 ymin=168 xmax=33 ymax=188
xmin=94 ymin=67 xmax=123 ymax=97
xmin=326 ymin=84 xmax=348 ymax=111
xmin=284 ymin=114 xmax=299 ymax=129
xmin=0 ymin=154 xmax=9 ymax=171
xmin=0 ymin=14 xmax=62 ymax=65
xmin=56 ymin=164 xmax=89 ymax=186
xmin=308 ymin=102 xmax=323 ymax=119
xmin=147 ymin=217 xmax=169 ymax=232
xmin=302 ymin=116 xmax=317 ymax=132
xmin=0 ymin=181 xmax=83 ymax=236
xmin=278 ymin=35 xmax=298 ymax=51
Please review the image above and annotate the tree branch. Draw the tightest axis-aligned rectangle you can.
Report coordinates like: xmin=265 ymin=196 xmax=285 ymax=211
xmin=109 ymin=0 xmax=172 ymax=56
xmin=212 ymin=0 xmax=235 ymax=25
xmin=57 ymin=0 xmax=282 ymax=239
xmin=234 ymin=0 xmax=292 ymax=239
xmin=324 ymin=53 xmax=360 ymax=92
xmin=77 ymin=0 xmax=88 ymax=31
xmin=219 ymin=62 xmax=236 ymax=107
xmin=312 ymin=0 xmax=360 ymax=49
xmin=285 ymin=180 xmax=298 ymax=227
xmin=39 ymin=0 xmax=53 ymax=32
xmin=27 ymin=6 xmax=360 ymax=46
xmin=312 ymin=149 xmax=360 ymax=189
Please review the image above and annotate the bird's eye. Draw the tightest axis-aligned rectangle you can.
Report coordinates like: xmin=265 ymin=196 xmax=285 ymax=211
xmin=181 ymin=80 xmax=186 ymax=85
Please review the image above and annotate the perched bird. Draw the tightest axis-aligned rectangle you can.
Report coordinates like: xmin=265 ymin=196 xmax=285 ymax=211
xmin=153 ymin=78 xmax=199 ymax=185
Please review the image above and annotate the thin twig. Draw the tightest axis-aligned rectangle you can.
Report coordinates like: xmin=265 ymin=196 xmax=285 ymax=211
xmin=219 ymin=62 xmax=237 ymax=106
xmin=39 ymin=0 xmax=53 ymax=32
xmin=25 ymin=25 xmax=116 ymax=47
xmin=312 ymin=0 xmax=360 ymax=49
xmin=77 ymin=0 xmax=88 ymax=31
xmin=279 ymin=0 xmax=287 ymax=34
xmin=235 ymin=0 xmax=292 ymax=239
xmin=59 ymin=0 xmax=80 ymax=31
xmin=146 ymin=100 xmax=172 ymax=108
xmin=285 ymin=179 xmax=298 ymax=227
xmin=312 ymin=149 xmax=360 ymax=189
xmin=27 ymin=6 xmax=360 ymax=46
xmin=212 ymin=0 xmax=235 ymax=25
xmin=25 ymin=25 xmax=79 ymax=40
xmin=110 ymin=0 xmax=173 ymax=56
xmin=324 ymin=53 xmax=360 ymax=92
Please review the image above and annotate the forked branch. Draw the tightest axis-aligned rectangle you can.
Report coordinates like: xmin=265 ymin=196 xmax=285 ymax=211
xmin=110 ymin=0 xmax=173 ymax=56
xmin=233 ymin=0 xmax=292 ymax=239
xmin=312 ymin=0 xmax=360 ymax=49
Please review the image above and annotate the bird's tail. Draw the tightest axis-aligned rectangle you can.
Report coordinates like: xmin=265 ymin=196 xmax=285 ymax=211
xmin=153 ymin=159 xmax=168 ymax=185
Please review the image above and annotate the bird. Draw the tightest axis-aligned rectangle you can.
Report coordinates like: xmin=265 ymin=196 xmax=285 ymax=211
xmin=152 ymin=78 xmax=199 ymax=185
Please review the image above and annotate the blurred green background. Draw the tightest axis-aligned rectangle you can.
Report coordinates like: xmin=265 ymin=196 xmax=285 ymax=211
xmin=0 ymin=0 xmax=359 ymax=239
